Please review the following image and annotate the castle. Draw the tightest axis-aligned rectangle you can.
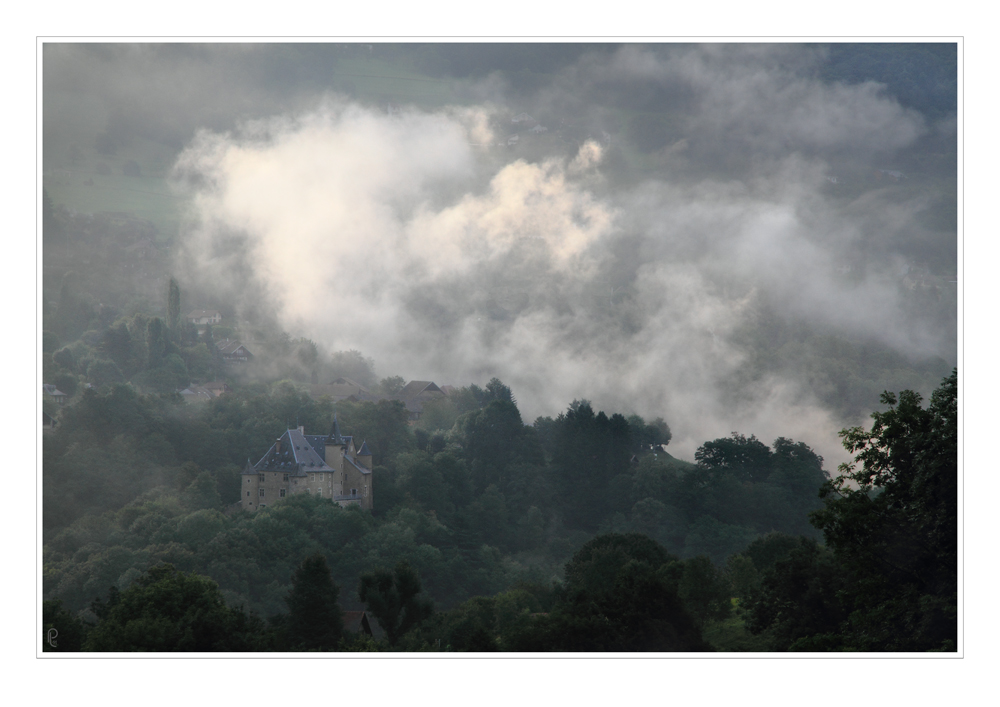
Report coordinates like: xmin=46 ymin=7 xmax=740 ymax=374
xmin=242 ymin=416 xmax=372 ymax=512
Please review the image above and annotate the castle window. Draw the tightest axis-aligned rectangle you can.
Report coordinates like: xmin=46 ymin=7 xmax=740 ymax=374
xmin=246 ymin=491 xmax=250 ymax=497
xmin=351 ymin=488 xmax=357 ymax=497
xmin=283 ymin=474 xmax=289 ymax=481
xmin=258 ymin=474 xmax=265 ymax=482
xmin=280 ymin=489 xmax=286 ymax=497
xmin=259 ymin=489 xmax=265 ymax=497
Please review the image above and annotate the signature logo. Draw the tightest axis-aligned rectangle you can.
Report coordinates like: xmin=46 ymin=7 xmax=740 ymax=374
xmin=47 ymin=628 xmax=58 ymax=648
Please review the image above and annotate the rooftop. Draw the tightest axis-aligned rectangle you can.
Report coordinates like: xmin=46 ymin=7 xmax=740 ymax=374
xmin=253 ymin=428 xmax=335 ymax=474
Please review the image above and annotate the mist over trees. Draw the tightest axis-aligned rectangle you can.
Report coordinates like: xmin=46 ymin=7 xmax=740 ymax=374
xmin=42 ymin=365 xmax=956 ymax=652
xmin=43 ymin=42 xmax=957 ymax=465
xmin=41 ymin=42 xmax=957 ymax=654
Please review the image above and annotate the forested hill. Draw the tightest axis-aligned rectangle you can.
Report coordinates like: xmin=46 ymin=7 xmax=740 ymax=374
xmin=43 ymin=370 xmax=957 ymax=653
xmin=44 ymin=370 xmax=831 ymax=622
xmin=41 ymin=42 xmax=957 ymax=654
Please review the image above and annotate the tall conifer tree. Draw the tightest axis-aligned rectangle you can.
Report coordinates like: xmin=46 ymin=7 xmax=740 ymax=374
xmin=167 ymin=277 xmax=181 ymax=335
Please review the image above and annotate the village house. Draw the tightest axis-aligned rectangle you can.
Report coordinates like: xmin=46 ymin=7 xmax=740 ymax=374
xmin=397 ymin=380 xmax=447 ymax=408
xmin=188 ymin=310 xmax=222 ymax=326
xmin=216 ymin=339 xmax=253 ymax=364
xmin=242 ymin=416 xmax=372 ymax=512
xmin=354 ymin=380 xmax=448 ymax=422
xmin=43 ymin=384 xmax=68 ymax=406
xmin=202 ymin=381 xmax=231 ymax=397
xmin=342 ymin=610 xmax=382 ymax=640
xmin=309 ymin=377 xmax=370 ymax=402
xmin=179 ymin=385 xmax=214 ymax=403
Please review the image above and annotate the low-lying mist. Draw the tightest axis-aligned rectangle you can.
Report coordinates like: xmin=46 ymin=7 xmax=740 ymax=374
xmin=49 ymin=43 xmax=955 ymax=466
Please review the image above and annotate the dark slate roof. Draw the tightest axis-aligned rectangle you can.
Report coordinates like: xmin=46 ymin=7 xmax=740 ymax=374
xmin=326 ymin=414 xmax=347 ymax=446
xmin=342 ymin=611 xmax=383 ymax=640
xmin=253 ymin=428 xmax=335 ymax=474
xmin=300 ymin=433 xmax=351 ymax=461
xmin=216 ymin=339 xmax=252 ymax=356
xmin=180 ymin=386 xmax=213 ymax=401
xmin=303 ymin=435 xmax=329 ymax=460
xmin=342 ymin=611 xmax=370 ymax=636
xmin=398 ymin=380 xmax=443 ymax=398
xmin=344 ymin=455 xmax=371 ymax=476
xmin=358 ymin=440 xmax=371 ymax=456
xmin=353 ymin=392 xmax=424 ymax=413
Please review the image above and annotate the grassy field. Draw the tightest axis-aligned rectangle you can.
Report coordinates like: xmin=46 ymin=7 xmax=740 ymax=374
xmin=44 ymin=169 xmax=184 ymax=241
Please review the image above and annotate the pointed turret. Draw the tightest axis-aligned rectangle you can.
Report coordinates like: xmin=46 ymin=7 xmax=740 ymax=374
xmin=357 ymin=440 xmax=372 ymax=470
xmin=327 ymin=413 xmax=346 ymax=446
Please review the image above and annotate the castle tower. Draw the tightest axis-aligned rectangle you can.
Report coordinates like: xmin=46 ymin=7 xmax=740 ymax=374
xmin=357 ymin=440 xmax=372 ymax=470
xmin=324 ymin=413 xmax=347 ymax=464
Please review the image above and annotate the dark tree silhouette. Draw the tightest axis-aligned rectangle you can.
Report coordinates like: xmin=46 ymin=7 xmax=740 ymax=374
xmin=358 ymin=561 xmax=433 ymax=646
xmin=285 ymin=554 xmax=344 ymax=651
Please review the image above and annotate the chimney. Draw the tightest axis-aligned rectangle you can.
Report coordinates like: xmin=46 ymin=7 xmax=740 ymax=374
xmin=298 ymin=425 xmax=305 ymax=435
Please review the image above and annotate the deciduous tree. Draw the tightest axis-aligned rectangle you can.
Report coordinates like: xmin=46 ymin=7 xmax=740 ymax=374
xmin=84 ymin=564 xmax=264 ymax=651
xmin=810 ymin=370 xmax=958 ymax=651
xmin=358 ymin=561 xmax=433 ymax=646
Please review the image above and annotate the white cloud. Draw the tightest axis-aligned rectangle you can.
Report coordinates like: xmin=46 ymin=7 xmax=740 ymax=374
xmin=172 ymin=48 xmax=952 ymax=468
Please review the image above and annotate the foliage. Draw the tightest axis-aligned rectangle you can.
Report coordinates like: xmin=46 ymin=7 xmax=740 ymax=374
xmin=335 ymin=399 xmax=413 ymax=466
xmin=696 ymin=433 xmax=773 ymax=483
xmin=627 ymin=414 xmax=672 ymax=451
xmin=740 ymin=537 xmax=847 ymax=651
xmin=677 ymin=555 xmax=732 ymax=627
xmin=83 ymin=564 xmax=266 ymax=651
xmin=42 ymin=364 xmax=854 ymax=653
xmin=550 ymin=402 xmax=632 ymax=530
xmin=327 ymin=349 xmax=377 ymax=388
xmin=810 ymin=369 xmax=958 ymax=651
xmin=454 ymin=399 xmax=540 ymax=492
xmin=563 ymin=533 xmax=672 ymax=596
xmin=283 ymin=554 xmax=343 ymax=651
xmin=358 ymin=561 xmax=434 ymax=646
xmin=415 ymin=397 xmax=460 ymax=433
xmin=42 ymin=600 xmax=86 ymax=652
xmin=167 ymin=277 xmax=181 ymax=333
xmin=376 ymin=375 xmax=406 ymax=396
xmin=513 ymin=534 xmax=711 ymax=651
xmin=742 ymin=371 xmax=958 ymax=651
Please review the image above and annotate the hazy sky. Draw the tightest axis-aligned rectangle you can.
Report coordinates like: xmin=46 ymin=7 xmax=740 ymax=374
xmin=45 ymin=43 xmax=957 ymax=465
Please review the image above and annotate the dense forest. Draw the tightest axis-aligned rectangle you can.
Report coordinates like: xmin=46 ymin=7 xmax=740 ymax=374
xmin=42 ymin=307 xmax=957 ymax=651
